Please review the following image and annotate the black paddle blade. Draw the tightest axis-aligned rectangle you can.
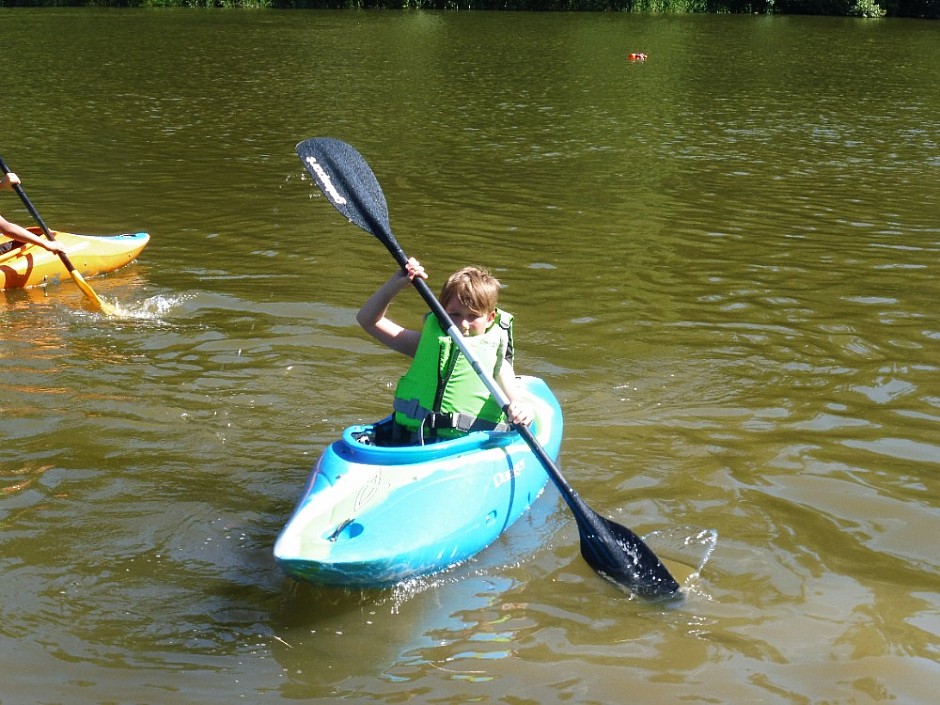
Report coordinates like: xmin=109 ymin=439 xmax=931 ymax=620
xmin=578 ymin=512 xmax=681 ymax=599
xmin=296 ymin=138 xmax=392 ymax=243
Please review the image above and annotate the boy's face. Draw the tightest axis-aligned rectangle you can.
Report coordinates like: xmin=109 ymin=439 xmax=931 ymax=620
xmin=443 ymin=297 xmax=495 ymax=337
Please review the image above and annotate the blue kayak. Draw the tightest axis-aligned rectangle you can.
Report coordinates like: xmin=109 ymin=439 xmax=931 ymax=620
xmin=274 ymin=375 xmax=564 ymax=587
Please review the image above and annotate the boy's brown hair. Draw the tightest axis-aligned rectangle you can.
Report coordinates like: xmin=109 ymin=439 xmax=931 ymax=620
xmin=438 ymin=266 xmax=501 ymax=316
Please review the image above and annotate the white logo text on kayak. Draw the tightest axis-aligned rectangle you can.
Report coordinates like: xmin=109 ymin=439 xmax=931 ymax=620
xmin=493 ymin=461 xmax=524 ymax=488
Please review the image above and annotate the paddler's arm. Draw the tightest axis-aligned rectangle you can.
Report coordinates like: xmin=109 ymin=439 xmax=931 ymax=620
xmin=0 ymin=214 xmax=66 ymax=254
xmin=356 ymin=257 xmax=427 ymax=358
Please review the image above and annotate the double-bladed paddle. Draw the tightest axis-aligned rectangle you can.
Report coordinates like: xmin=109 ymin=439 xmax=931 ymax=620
xmin=296 ymin=137 xmax=680 ymax=599
xmin=0 ymin=155 xmax=113 ymax=314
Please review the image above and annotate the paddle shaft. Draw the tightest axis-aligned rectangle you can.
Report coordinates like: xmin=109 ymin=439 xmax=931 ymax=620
xmin=303 ymin=145 xmax=628 ymax=539
xmin=2 ymin=157 xmax=68 ymax=257
xmin=297 ymin=137 xmax=680 ymax=598
xmin=372 ymin=228 xmax=601 ymax=523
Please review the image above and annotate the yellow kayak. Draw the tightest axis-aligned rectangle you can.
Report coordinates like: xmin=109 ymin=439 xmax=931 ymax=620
xmin=0 ymin=227 xmax=149 ymax=290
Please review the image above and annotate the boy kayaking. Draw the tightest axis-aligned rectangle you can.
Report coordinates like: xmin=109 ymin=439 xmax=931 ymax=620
xmin=0 ymin=172 xmax=66 ymax=255
xmin=357 ymin=258 xmax=534 ymax=445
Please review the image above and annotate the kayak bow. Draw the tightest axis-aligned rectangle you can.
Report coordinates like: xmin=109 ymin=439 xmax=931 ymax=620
xmin=0 ymin=227 xmax=149 ymax=290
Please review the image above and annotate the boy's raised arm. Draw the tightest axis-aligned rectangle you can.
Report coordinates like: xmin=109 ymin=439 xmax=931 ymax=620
xmin=356 ymin=258 xmax=427 ymax=358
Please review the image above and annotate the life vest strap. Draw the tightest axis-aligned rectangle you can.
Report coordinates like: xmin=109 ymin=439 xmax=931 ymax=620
xmin=393 ymin=397 xmax=433 ymax=422
xmin=428 ymin=411 xmax=511 ymax=434
xmin=393 ymin=397 xmax=511 ymax=434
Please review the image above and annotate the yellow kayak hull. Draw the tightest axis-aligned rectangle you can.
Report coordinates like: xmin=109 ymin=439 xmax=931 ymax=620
xmin=0 ymin=227 xmax=149 ymax=290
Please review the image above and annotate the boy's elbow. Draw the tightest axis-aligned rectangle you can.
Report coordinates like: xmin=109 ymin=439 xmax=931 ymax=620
xmin=356 ymin=311 xmax=378 ymax=335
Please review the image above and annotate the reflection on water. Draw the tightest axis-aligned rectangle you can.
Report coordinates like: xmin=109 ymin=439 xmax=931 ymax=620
xmin=2 ymin=8 xmax=939 ymax=705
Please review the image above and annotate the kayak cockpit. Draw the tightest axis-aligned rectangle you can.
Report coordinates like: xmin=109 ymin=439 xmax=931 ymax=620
xmin=339 ymin=417 xmax=521 ymax=465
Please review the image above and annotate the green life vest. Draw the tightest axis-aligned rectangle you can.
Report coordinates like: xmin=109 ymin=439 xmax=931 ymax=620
xmin=393 ymin=309 xmax=514 ymax=439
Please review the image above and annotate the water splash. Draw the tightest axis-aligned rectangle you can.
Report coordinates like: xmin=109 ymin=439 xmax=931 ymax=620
xmin=76 ymin=294 xmax=190 ymax=322
xmin=389 ymin=575 xmax=453 ymax=614
xmin=643 ymin=527 xmax=719 ymax=594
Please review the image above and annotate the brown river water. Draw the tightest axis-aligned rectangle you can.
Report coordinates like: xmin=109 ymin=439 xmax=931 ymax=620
xmin=1 ymin=8 xmax=938 ymax=704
